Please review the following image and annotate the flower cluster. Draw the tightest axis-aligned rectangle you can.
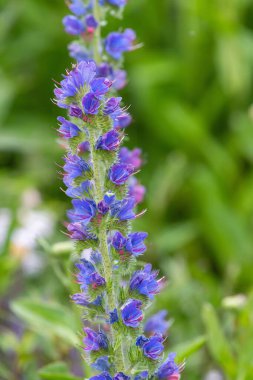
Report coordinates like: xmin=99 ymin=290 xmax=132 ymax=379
xmin=54 ymin=0 xmax=184 ymax=379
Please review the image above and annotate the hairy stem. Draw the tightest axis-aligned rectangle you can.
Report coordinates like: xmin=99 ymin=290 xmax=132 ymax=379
xmin=89 ymin=127 xmax=126 ymax=371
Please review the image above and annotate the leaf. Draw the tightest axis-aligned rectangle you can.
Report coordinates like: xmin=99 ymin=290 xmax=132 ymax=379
xmin=202 ymin=303 xmax=236 ymax=378
xmin=38 ymin=362 xmax=80 ymax=380
xmin=10 ymin=299 xmax=79 ymax=346
xmin=171 ymin=335 xmax=206 ymax=362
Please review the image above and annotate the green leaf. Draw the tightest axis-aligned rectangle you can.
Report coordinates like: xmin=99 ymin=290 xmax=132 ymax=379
xmin=202 ymin=303 xmax=236 ymax=378
xmin=38 ymin=362 xmax=80 ymax=380
xmin=10 ymin=299 xmax=79 ymax=346
xmin=171 ymin=335 xmax=206 ymax=362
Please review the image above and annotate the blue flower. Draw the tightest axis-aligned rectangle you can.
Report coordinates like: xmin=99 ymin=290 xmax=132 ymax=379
xmin=83 ymin=328 xmax=108 ymax=351
xmin=110 ymin=198 xmax=136 ymax=220
xmin=96 ymin=130 xmax=121 ymax=151
xmin=106 ymin=0 xmax=127 ymax=7
xmin=68 ymin=42 xmax=90 ymax=62
xmin=67 ymin=222 xmax=96 ymax=240
xmin=113 ymin=373 xmax=130 ymax=380
xmin=112 ymin=110 xmax=132 ymax=129
xmin=111 ymin=231 xmax=126 ymax=251
xmin=63 ymin=154 xmax=90 ymax=183
xmin=134 ymin=372 xmax=149 ymax=380
xmin=121 ymin=299 xmax=143 ymax=328
xmin=144 ymin=310 xmax=170 ymax=336
xmin=69 ymin=104 xmax=83 ymax=118
xmin=136 ymin=334 xmax=164 ymax=360
xmin=104 ymin=97 xmax=122 ymax=115
xmin=68 ymin=0 xmax=87 ymax=16
xmin=98 ymin=200 xmax=110 ymax=215
xmin=54 ymin=61 xmax=96 ymax=104
xmin=91 ymin=356 xmax=111 ymax=372
xmin=65 ymin=181 xmax=91 ymax=198
xmin=129 ymin=177 xmax=146 ymax=205
xmin=119 ymin=147 xmax=142 ymax=169
xmin=90 ymin=373 xmax=112 ymax=380
xmin=157 ymin=353 xmax=180 ymax=379
xmin=71 ymin=293 xmax=102 ymax=307
xmin=130 ymin=264 xmax=163 ymax=299
xmin=105 ymin=29 xmax=136 ymax=60
xmin=125 ymin=232 xmax=148 ymax=256
xmin=90 ymin=77 xmax=112 ymax=97
xmin=111 ymin=231 xmax=147 ymax=256
xmin=90 ymin=250 xmax=102 ymax=264
xmin=109 ymin=163 xmax=134 ymax=185
xmin=104 ymin=192 xmax=116 ymax=206
xmin=82 ymin=92 xmax=100 ymax=114
xmin=57 ymin=116 xmax=80 ymax=139
xmin=86 ymin=14 xmax=98 ymax=32
xmin=69 ymin=198 xmax=97 ymax=225
xmin=63 ymin=15 xmax=85 ymax=35
xmin=109 ymin=308 xmax=119 ymax=324
xmin=76 ymin=259 xmax=105 ymax=290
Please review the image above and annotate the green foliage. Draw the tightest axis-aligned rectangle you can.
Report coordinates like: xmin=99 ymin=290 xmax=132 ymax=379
xmin=38 ymin=362 xmax=80 ymax=380
xmin=1 ymin=0 xmax=253 ymax=378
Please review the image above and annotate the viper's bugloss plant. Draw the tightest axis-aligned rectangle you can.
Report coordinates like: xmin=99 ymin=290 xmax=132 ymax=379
xmin=54 ymin=1 xmax=184 ymax=379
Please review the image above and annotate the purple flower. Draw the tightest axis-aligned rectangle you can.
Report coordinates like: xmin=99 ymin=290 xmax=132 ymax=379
xmin=109 ymin=308 xmax=119 ymax=324
xmin=65 ymin=181 xmax=91 ymax=198
xmin=69 ymin=198 xmax=97 ymax=225
xmin=68 ymin=0 xmax=87 ymax=16
xmin=104 ymin=97 xmax=122 ymax=115
xmin=96 ymin=130 xmax=121 ymax=151
xmin=129 ymin=264 xmax=163 ymax=299
xmin=98 ymin=200 xmax=110 ymax=215
xmin=157 ymin=353 xmax=180 ymax=380
xmin=105 ymin=29 xmax=136 ymax=60
xmin=57 ymin=116 xmax=80 ymax=139
xmin=113 ymin=110 xmax=132 ymax=129
xmin=90 ymin=77 xmax=112 ymax=97
xmin=113 ymin=373 xmax=130 ymax=380
xmin=83 ymin=328 xmax=108 ymax=351
xmin=121 ymin=299 xmax=143 ymax=328
xmin=107 ymin=0 xmax=127 ymax=6
xmin=69 ymin=104 xmax=83 ymax=118
xmin=119 ymin=147 xmax=142 ymax=170
xmin=63 ymin=15 xmax=85 ymax=35
xmin=111 ymin=231 xmax=126 ymax=251
xmin=129 ymin=177 xmax=146 ymax=205
xmin=67 ymin=222 xmax=95 ymax=240
xmin=54 ymin=61 xmax=96 ymax=104
xmin=109 ymin=164 xmax=134 ymax=185
xmin=82 ymin=92 xmax=100 ymax=114
xmin=136 ymin=334 xmax=164 ymax=360
xmin=90 ymin=373 xmax=112 ymax=380
xmin=91 ymin=356 xmax=110 ymax=372
xmin=125 ymin=232 xmax=148 ymax=256
xmin=63 ymin=154 xmax=90 ymax=182
xmin=68 ymin=42 xmax=90 ymax=62
xmin=104 ymin=192 xmax=116 ymax=206
xmin=78 ymin=141 xmax=90 ymax=153
xmin=76 ymin=259 xmax=105 ymax=290
xmin=71 ymin=293 xmax=102 ymax=307
xmin=144 ymin=311 xmax=170 ymax=336
xmin=86 ymin=14 xmax=98 ymax=32
xmin=134 ymin=372 xmax=149 ymax=380
xmin=113 ymin=69 xmax=127 ymax=90
xmin=110 ymin=198 xmax=136 ymax=220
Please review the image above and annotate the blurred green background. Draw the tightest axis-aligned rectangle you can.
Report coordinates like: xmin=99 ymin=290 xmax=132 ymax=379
xmin=1 ymin=0 xmax=253 ymax=379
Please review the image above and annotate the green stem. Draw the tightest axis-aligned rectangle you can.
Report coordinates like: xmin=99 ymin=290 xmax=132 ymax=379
xmin=89 ymin=127 xmax=126 ymax=371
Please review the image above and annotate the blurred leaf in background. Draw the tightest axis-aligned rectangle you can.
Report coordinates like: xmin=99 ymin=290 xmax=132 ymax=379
xmin=1 ymin=0 xmax=253 ymax=379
